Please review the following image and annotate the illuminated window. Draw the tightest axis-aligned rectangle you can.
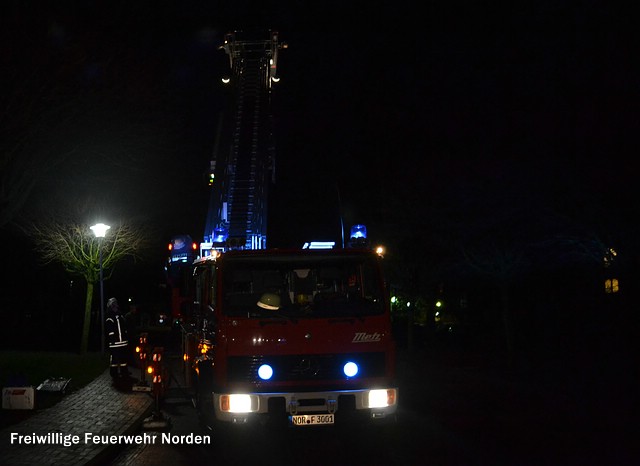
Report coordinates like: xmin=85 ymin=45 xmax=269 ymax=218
xmin=604 ymin=278 xmax=619 ymax=294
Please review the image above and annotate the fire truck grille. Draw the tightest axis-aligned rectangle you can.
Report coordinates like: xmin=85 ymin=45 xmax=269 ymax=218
xmin=228 ymin=352 xmax=387 ymax=384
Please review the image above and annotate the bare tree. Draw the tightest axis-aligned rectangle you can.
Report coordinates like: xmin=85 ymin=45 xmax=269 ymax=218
xmin=27 ymin=221 xmax=147 ymax=354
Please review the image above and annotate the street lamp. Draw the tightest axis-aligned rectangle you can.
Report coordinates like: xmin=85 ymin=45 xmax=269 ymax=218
xmin=91 ymin=223 xmax=111 ymax=354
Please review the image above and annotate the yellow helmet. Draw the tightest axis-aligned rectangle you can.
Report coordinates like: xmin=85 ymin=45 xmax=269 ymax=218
xmin=257 ymin=293 xmax=281 ymax=310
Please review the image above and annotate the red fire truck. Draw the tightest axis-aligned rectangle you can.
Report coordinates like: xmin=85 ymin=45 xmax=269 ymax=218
xmin=184 ymin=246 xmax=398 ymax=427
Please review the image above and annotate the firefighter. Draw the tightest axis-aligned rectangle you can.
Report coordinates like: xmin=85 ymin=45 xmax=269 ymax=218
xmin=105 ymin=297 xmax=130 ymax=379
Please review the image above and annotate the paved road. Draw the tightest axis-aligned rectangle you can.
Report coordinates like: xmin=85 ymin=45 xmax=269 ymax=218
xmin=109 ymin=345 xmax=636 ymax=466
xmin=1 ymin=337 xmax=634 ymax=465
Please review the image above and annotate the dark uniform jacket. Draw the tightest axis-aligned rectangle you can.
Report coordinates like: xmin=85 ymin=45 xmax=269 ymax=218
xmin=106 ymin=312 xmax=129 ymax=349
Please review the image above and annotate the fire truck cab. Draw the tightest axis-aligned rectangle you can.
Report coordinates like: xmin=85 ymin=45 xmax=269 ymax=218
xmin=186 ymin=247 xmax=398 ymax=427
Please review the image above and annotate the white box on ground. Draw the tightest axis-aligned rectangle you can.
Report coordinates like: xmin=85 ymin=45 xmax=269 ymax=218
xmin=2 ymin=386 xmax=35 ymax=410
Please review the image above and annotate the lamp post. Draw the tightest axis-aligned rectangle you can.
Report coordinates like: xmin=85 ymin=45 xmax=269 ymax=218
xmin=91 ymin=223 xmax=111 ymax=354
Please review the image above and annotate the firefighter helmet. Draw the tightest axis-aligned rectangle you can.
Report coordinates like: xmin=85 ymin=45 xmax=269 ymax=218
xmin=257 ymin=293 xmax=281 ymax=310
xmin=107 ymin=297 xmax=118 ymax=310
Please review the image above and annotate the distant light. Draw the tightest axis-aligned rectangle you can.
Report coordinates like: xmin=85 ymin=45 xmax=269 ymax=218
xmin=221 ymin=77 xmax=231 ymax=84
xmin=435 ymin=300 xmax=443 ymax=308
xmin=271 ymin=76 xmax=280 ymax=82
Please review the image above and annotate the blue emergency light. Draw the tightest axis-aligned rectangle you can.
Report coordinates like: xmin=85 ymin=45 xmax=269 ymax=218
xmin=350 ymin=224 xmax=367 ymax=239
xmin=213 ymin=228 xmax=229 ymax=243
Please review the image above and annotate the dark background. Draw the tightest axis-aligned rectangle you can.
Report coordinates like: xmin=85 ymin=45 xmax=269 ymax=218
xmin=1 ymin=1 xmax=637 ymax=362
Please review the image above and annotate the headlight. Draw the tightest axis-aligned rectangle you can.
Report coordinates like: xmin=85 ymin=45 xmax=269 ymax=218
xmin=368 ymin=389 xmax=396 ymax=408
xmin=220 ymin=394 xmax=259 ymax=413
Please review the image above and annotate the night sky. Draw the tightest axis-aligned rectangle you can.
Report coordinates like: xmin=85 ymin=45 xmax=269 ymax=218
xmin=2 ymin=1 xmax=638 ymax=289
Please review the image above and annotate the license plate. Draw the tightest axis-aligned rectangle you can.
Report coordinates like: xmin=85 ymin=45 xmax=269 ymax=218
xmin=290 ymin=414 xmax=334 ymax=426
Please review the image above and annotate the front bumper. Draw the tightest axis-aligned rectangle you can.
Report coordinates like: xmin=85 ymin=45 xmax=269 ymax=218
xmin=212 ymin=387 xmax=398 ymax=424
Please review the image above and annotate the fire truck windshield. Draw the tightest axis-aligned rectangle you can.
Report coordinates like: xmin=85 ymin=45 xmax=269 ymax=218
xmin=222 ymin=255 xmax=385 ymax=319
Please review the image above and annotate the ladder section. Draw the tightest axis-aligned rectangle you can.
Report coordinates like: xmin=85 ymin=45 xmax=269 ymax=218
xmin=228 ymin=58 xmax=261 ymax=244
xmin=202 ymin=30 xmax=286 ymax=254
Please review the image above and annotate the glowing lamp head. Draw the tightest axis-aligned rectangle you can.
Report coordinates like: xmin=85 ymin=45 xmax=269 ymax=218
xmin=90 ymin=223 xmax=111 ymax=238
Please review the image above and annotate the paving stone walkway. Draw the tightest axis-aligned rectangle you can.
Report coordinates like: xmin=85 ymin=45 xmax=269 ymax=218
xmin=0 ymin=369 xmax=154 ymax=465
